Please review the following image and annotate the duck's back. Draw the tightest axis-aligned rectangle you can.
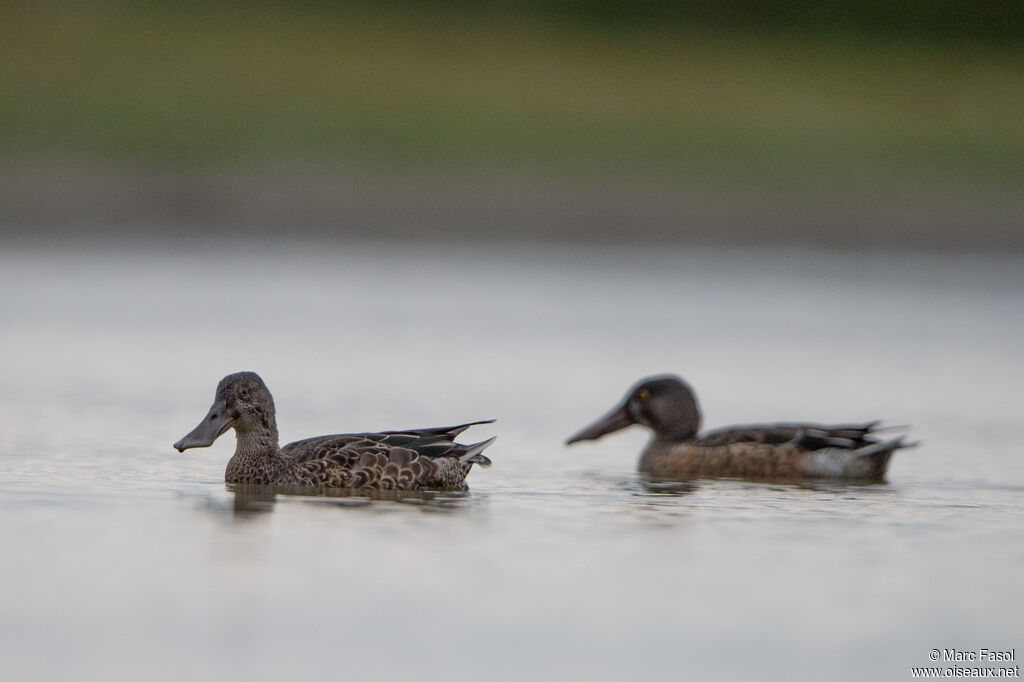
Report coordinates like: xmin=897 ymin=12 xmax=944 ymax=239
xmin=692 ymin=422 xmax=880 ymax=449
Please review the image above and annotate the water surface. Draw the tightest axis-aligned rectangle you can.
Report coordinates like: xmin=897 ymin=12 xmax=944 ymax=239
xmin=0 ymin=240 xmax=1021 ymax=680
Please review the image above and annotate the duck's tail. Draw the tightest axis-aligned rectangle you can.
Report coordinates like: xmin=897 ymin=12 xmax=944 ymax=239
xmin=458 ymin=436 xmax=497 ymax=467
xmin=421 ymin=419 xmax=496 ymax=439
xmin=854 ymin=435 xmax=917 ymax=477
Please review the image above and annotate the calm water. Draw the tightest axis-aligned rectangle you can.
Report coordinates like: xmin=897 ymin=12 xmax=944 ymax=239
xmin=0 ymin=239 xmax=1021 ymax=681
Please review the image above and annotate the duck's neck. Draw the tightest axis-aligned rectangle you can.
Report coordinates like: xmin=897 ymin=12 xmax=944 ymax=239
xmin=651 ymin=424 xmax=699 ymax=444
xmin=226 ymin=427 xmax=282 ymax=477
xmin=234 ymin=427 xmax=280 ymax=455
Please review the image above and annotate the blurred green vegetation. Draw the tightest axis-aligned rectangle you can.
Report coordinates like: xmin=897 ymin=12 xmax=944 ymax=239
xmin=1 ymin=1 xmax=1022 ymax=190
xmin=346 ymin=0 xmax=1024 ymax=46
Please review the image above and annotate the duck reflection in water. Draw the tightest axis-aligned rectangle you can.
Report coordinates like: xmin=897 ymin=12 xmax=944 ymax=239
xmin=222 ymin=483 xmax=475 ymax=517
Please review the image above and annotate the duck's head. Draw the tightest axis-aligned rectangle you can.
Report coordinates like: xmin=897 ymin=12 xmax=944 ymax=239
xmin=173 ymin=371 xmax=278 ymax=452
xmin=566 ymin=375 xmax=701 ymax=445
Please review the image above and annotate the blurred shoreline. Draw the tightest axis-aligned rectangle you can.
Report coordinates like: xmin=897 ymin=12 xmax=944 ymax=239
xmin=2 ymin=161 xmax=1021 ymax=250
xmin=3 ymin=4 xmax=1021 ymax=250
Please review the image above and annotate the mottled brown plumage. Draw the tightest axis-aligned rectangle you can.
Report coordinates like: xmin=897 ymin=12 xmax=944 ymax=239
xmin=174 ymin=372 xmax=494 ymax=490
xmin=567 ymin=375 xmax=911 ymax=482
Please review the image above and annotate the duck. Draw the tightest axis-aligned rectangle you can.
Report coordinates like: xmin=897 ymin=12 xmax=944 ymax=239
xmin=173 ymin=371 xmax=495 ymax=490
xmin=566 ymin=375 xmax=911 ymax=482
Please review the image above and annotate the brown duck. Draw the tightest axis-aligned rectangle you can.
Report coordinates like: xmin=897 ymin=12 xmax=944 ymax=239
xmin=173 ymin=372 xmax=494 ymax=490
xmin=566 ymin=375 xmax=910 ymax=482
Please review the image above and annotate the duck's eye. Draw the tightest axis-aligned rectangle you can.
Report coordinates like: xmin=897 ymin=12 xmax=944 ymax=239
xmin=638 ymin=388 xmax=650 ymax=400
xmin=239 ymin=390 xmax=248 ymax=399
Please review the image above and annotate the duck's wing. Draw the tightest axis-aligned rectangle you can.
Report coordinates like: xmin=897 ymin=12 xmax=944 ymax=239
xmin=282 ymin=420 xmax=496 ymax=465
xmin=284 ymin=441 xmax=432 ymax=489
xmin=284 ymin=430 xmax=496 ymax=490
xmin=695 ymin=421 xmax=885 ymax=450
xmin=281 ymin=435 xmax=391 ymax=467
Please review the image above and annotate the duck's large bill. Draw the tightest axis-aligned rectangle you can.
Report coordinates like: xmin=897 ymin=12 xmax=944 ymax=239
xmin=565 ymin=402 xmax=634 ymax=444
xmin=173 ymin=399 xmax=232 ymax=452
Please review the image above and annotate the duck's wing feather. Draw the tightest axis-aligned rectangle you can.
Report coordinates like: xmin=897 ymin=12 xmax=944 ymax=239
xmin=283 ymin=442 xmax=437 ymax=489
xmin=281 ymin=420 xmax=496 ymax=464
xmin=695 ymin=421 xmax=884 ymax=450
